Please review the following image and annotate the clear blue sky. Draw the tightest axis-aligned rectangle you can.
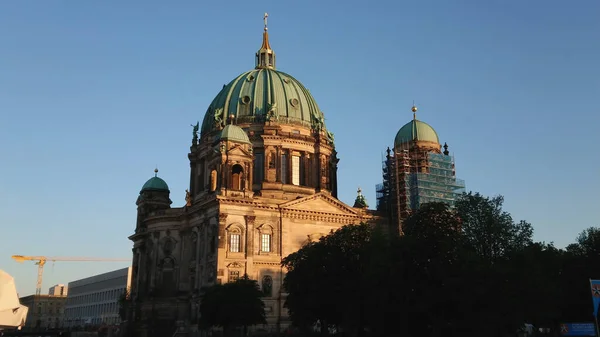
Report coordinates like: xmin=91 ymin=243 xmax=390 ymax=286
xmin=1 ymin=0 xmax=599 ymax=296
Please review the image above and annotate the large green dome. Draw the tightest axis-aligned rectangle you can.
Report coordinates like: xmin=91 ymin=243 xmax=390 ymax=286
xmin=201 ymin=68 xmax=325 ymax=135
xmin=394 ymin=119 xmax=440 ymax=148
xmin=200 ymin=22 xmax=327 ymax=136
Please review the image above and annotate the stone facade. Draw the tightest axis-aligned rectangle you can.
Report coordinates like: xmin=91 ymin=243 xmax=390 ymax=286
xmin=19 ymin=294 xmax=66 ymax=330
xmin=128 ymin=121 xmax=381 ymax=337
xmin=127 ymin=17 xmax=384 ymax=337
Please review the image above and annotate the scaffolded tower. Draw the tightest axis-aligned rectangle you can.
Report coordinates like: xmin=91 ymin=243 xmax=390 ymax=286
xmin=376 ymin=106 xmax=465 ymax=234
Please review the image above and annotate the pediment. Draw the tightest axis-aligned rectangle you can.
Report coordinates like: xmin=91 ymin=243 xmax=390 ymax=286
xmin=280 ymin=192 xmax=358 ymax=216
xmin=227 ymin=145 xmax=251 ymax=157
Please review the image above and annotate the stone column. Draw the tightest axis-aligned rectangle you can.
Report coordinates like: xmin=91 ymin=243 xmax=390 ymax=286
xmin=275 ymin=146 xmax=282 ymax=182
xmin=218 ymin=213 xmax=228 ymax=249
xmin=245 ymin=216 xmax=256 ymax=258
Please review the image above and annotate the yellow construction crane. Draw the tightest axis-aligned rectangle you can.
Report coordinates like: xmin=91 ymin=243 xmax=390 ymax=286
xmin=11 ymin=255 xmax=131 ymax=296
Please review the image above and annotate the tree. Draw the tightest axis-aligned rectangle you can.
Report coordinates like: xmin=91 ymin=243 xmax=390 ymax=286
xmin=455 ymin=192 xmax=533 ymax=262
xmin=505 ymin=242 xmax=563 ymax=329
xmin=397 ymin=202 xmax=480 ymax=337
xmin=282 ymin=223 xmax=373 ymax=336
xmin=199 ymin=276 xmax=266 ymax=336
xmin=558 ymin=227 xmax=600 ymax=322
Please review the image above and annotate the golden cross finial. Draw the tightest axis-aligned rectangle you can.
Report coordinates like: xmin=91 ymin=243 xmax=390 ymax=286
xmin=264 ymin=13 xmax=269 ymax=31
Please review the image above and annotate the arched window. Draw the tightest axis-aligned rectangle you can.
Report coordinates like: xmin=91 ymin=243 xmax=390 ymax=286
xmin=262 ymin=275 xmax=273 ymax=297
xmin=227 ymin=225 xmax=244 ymax=253
xmin=258 ymin=225 xmax=274 ymax=253
xmin=231 ymin=164 xmax=244 ymax=191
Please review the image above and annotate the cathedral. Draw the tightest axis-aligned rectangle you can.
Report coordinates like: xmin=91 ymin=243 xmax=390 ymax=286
xmin=127 ymin=15 xmax=464 ymax=337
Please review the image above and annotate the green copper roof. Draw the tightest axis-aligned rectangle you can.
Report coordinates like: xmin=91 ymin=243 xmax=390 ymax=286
xmin=201 ymin=68 xmax=326 ymax=135
xmin=218 ymin=124 xmax=251 ymax=144
xmin=353 ymin=189 xmax=369 ymax=208
xmin=141 ymin=176 xmax=169 ymax=193
xmin=394 ymin=119 xmax=440 ymax=148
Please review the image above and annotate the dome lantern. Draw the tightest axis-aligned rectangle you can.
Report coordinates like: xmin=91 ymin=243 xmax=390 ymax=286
xmin=256 ymin=13 xmax=276 ymax=70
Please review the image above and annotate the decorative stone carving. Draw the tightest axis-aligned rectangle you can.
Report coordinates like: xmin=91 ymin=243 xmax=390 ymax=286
xmin=266 ymin=102 xmax=278 ymax=122
xmin=160 ymin=231 xmax=177 ymax=256
xmin=227 ymin=261 xmax=244 ymax=268
xmin=185 ymin=189 xmax=192 ymax=206
xmin=262 ymin=275 xmax=273 ymax=297
xmin=191 ymin=122 xmax=199 ymax=145
xmin=214 ymin=107 xmax=224 ymax=129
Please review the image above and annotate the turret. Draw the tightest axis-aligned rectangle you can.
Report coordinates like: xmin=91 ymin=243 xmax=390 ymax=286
xmin=135 ymin=169 xmax=172 ymax=232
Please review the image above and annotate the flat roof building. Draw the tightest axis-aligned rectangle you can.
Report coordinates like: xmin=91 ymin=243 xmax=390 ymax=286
xmin=64 ymin=267 xmax=131 ymax=327
xmin=48 ymin=284 xmax=68 ymax=297
xmin=19 ymin=294 xmax=66 ymax=330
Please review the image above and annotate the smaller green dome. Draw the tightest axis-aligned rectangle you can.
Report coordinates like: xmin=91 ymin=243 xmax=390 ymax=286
xmin=218 ymin=124 xmax=251 ymax=144
xmin=353 ymin=187 xmax=369 ymax=209
xmin=141 ymin=176 xmax=169 ymax=193
xmin=394 ymin=119 xmax=440 ymax=148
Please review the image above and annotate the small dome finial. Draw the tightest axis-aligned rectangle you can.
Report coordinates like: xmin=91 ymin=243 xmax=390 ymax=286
xmin=154 ymin=168 xmax=159 ymax=177
xmin=357 ymin=187 xmax=362 ymax=195
xmin=256 ymin=13 xmax=276 ymax=69
xmin=411 ymin=102 xmax=418 ymax=120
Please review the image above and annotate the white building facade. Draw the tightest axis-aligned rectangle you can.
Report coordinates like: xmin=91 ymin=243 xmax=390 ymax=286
xmin=63 ymin=267 xmax=131 ymax=327
xmin=48 ymin=284 xmax=68 ymax=296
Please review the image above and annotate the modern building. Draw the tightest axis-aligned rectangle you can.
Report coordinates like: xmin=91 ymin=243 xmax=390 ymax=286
xmin=48 ymin=284 xmax=68 ymax=297
xmin=376 ymin=105 xmax=466 ymax=232
xmin=126 ymin=14 xmax=464 ymax=337
xmin=63 ymin=267 xmax=132 ymax=327
xmin=19 ymin=294 xmax=66 ymax=330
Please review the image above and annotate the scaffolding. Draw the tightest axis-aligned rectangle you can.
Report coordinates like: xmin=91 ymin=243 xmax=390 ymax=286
xmin=408 ymin=153 xmax=465 ymax=209
xmin=376 ymin=149 xmax=465 ymax=228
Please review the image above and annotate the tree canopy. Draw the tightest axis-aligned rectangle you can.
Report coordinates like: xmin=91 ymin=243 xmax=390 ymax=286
xmin=198 ymin=275 xmax=266 ymax=335
xmin=282 ymin=192 xmax=600 ymax=337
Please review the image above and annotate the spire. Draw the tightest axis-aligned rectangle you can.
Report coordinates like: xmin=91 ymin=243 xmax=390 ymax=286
xmin=154 ymin=168 xmax=158 ymax=177
xmin=256 ymin=13 xmax=276 ymax=69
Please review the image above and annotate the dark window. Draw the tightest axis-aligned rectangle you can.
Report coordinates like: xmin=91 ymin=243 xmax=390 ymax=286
xmin=231 ymin=164 xmax=244 ymax=190
xmin=300 ymin=155 xmax=306 ymax=186
xmin=229 ymin=270 xmax=240 ymax=282
xmin=253 ymin=153 xmax=264 ymax=186
xmin=281 ymin=153 xmax=288 ymax=184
